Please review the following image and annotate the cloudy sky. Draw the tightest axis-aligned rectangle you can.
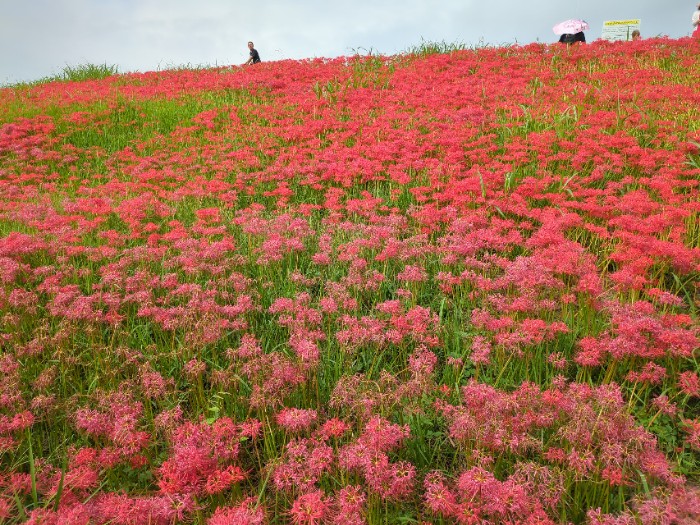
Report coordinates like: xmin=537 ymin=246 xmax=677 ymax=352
xmin=1 ymin=1 xmax=696 ymax=84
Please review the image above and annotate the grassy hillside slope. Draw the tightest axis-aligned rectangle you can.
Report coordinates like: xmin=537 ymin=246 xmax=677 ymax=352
xmin=0 ymin=38 xmax=699 ymax=524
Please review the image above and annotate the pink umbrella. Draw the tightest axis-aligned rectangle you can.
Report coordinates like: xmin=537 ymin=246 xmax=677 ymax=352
xmin=552 ymin=19 xmax=589 ymax=35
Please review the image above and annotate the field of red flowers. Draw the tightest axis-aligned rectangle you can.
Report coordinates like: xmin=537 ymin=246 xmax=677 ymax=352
xmin=0 ymin=37 xmax=699 ymax=524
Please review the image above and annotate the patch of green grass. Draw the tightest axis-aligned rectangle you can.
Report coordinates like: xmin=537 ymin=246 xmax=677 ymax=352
xmin=6 ymin=63 xmax=120 ymax=88
xmin=57 ymin=63 xmax=120 ymax=82
xmin=404 ymin=38 xmax=468 ymax=56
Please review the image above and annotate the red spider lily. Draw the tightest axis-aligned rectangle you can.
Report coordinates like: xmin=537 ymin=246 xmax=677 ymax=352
xmin=2 ymin=37 xmax=700 ymax=523
xmin=208 ymin=497 xmax=266 ymax=525
xmin=275 ymin=407 xmax=318 ymax=433
xmin=289 ymin=490 xmax=329 ymax=525
xmin=157 ymin=417 xmax=246 ymax=496
xmin=273 ymin=438 xmax=334 ymax=493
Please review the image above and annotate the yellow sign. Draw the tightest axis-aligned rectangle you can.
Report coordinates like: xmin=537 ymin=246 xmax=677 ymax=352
xmin=604 ymin=19 xmax=641 ymax=26
xmin=601 ymin=19 xmax=641 ymax=41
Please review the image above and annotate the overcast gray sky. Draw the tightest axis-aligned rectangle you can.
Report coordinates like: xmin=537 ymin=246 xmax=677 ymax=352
xmin=1 ymin=1 xmax=696 ymax=84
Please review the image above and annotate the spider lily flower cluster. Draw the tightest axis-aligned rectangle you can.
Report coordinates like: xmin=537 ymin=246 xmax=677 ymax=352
xmin=0 ymin=37 xmax=699 ymax=524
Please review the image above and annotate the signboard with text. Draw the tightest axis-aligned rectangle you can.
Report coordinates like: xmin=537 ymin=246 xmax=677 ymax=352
xmin=601 ymin=19 xmax=641 ymax=41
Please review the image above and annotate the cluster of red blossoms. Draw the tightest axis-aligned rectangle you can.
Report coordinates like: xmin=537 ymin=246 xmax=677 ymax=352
xmin=0 ymin=36 xmax=699 ymax=523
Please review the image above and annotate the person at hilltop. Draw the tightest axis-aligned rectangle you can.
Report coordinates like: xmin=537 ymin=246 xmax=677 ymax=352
xmin=631 ymin=29 xmax=641 ymax=41
xmin=243 ymin=41 xmax=261 ymax=65
xmin=558 ymin=31 xmax=586 ymax=44
xmin=693 ymin=3 xmax=700 ymax=38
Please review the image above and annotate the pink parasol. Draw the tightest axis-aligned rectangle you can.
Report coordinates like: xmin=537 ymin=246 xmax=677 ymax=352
xmin=552 ymin=19 xmax=589 ymax=35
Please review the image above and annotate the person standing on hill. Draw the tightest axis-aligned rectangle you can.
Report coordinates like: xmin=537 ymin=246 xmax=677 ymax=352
xmin=693 ymin=3 xmax=700 ymax=37
xmin=558 ymin=31 xmax=586 ymax=44
xmin=244 ymin=41 xmax=261 ymax=65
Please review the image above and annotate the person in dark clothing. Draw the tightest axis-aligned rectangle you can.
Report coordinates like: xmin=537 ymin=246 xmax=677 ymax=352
xmin=244 ymin=41 xmax=261 ymax=65
xmin=559 ymin=31 xmax=586 ymax=44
